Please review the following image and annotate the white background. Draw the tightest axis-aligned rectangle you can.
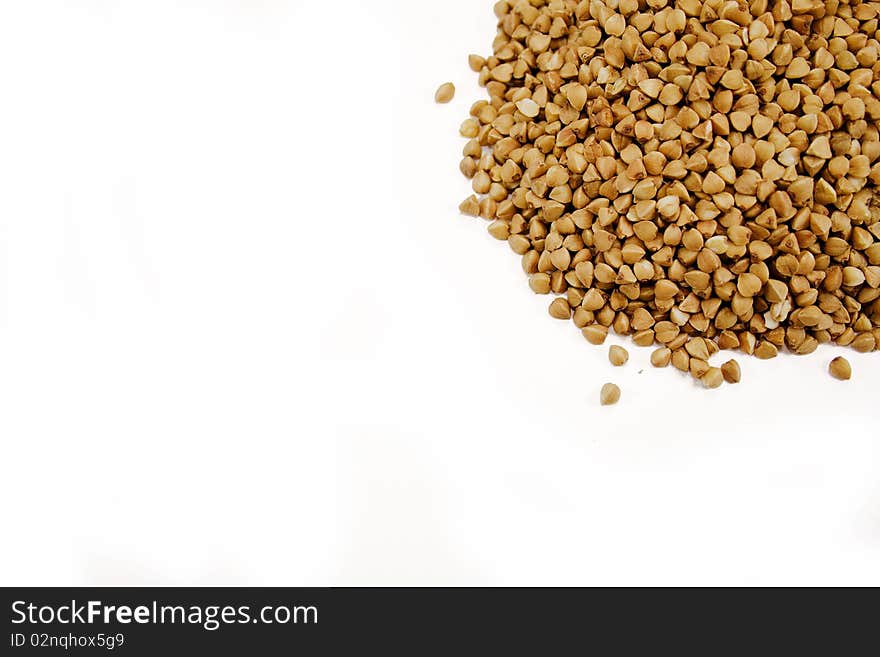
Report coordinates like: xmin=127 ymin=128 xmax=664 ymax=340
xmin=0 ymin=0 xmax=878 ymax=586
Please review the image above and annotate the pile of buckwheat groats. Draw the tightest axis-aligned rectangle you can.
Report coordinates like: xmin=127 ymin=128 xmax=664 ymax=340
xmin=442 ymin=0 xmax=880 ymax=399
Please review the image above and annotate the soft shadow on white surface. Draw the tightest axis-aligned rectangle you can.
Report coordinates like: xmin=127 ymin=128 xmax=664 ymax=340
xmin=333 ymin=427 xmax=486 ymax=586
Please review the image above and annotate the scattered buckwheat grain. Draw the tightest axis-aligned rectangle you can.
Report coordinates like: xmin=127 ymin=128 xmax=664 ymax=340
xmin=600 ymin=383 xmax=621 ymax=406
xmin=608 ymin=345 xmax=629 ymax=366
xmin=435 ymin=82 xmax=455 ymax=104
xmin=721 ymin=360 xmax=742 ymax=384
xmin=829 ymin=356 xmax=852 ymax=381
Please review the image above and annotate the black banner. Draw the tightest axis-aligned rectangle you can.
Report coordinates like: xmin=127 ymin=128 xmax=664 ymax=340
xmin=0 ymin=587 xmax=872 ymax=654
